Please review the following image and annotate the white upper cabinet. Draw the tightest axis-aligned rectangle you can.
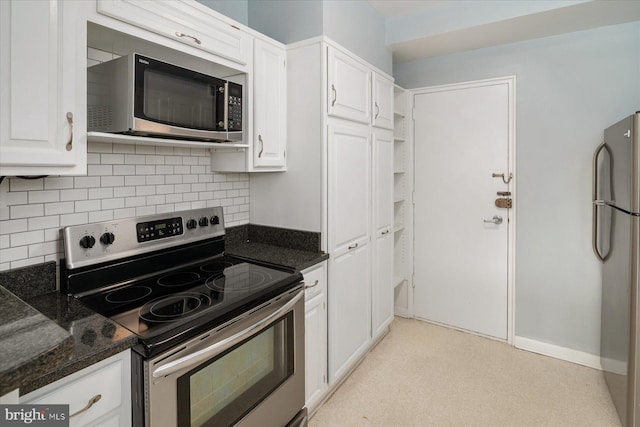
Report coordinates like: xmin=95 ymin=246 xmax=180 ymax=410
xmin=0 ymin=0 xmax=86 ymax=176
xmin=327 ymin=46 xmax=371 ymax=124
xmin=253 ymin=38 xmax=287 ymax=170
xmin=372 ymin=73 xmax=394 ymax=130
xmin=96 ymin=0 xmax=251 ymax=65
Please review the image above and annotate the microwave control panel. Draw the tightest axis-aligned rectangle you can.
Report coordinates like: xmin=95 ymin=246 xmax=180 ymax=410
xmin=227 ymin=82 xmax=243 ymax=131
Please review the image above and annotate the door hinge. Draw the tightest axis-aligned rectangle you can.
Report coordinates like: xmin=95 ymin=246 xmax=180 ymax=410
xmin=412 ymin=108 xmax=415 ymax=121
xmin=411 ymin=274 xmax=415 ymax=288
xmin=412 ymin=191 xmax=415 ymax=205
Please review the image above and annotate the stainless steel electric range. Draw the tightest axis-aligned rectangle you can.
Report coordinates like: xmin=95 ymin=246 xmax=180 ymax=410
xmin=60 ymin=207 xmax=306 ymax=427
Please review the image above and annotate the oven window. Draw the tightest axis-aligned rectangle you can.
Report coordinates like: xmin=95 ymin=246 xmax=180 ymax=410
xmin=177 ymin=313 xmax=294 ymax=427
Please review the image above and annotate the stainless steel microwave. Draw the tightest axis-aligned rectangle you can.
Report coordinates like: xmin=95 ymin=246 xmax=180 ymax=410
xmin=87 ymin=53 xmax=243 ymax=143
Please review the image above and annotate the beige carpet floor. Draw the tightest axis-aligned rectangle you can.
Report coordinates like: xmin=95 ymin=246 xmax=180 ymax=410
xmin=310 ymin=317 xmax=621 ymax=427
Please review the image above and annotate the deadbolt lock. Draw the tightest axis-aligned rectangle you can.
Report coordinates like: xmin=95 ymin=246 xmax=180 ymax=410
xmin=495 ymin=198 xmax=512 ymax=209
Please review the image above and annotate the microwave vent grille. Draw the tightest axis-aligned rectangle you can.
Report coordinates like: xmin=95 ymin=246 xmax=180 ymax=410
xmin=88 ymin=105 xmax=114 ymax=130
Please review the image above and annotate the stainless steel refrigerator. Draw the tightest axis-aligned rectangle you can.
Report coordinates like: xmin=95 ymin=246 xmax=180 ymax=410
xmin=594 ymin=112 xmax=640 ymax=427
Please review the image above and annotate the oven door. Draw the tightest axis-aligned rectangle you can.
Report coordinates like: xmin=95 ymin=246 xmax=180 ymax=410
xmin=144 ymin=288 xmax=305 ymax=427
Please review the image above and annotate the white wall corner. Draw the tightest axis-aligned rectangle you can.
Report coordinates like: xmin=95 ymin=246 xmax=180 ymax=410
xmin=514 ymin=336 xmax=602 ymax=370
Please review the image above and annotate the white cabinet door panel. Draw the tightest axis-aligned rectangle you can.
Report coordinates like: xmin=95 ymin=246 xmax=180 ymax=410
xmin=372 ymin=232 xmax=394 ymax=340
xmin=327 ymin=123 xmax=371 ymax=254
xmin=253 ymin=39 xmax=286 ymax=169
xmin=328 ymin=245 xmax=371 ymax=384
xmin=327 ymin=46 xmax=371 ymax=124
xmin=372 ymin=73 xmax=394 ymax=130
xmin=0 ymin=0 xmax=86 ymax=175
xmin=97 ymin=0 xmax=250 ymax=65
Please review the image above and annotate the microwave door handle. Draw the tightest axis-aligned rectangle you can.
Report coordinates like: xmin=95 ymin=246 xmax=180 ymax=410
xmin=223 ymin=82 xmax=229 ymax=131
xmin=151 ymin=290 xmax=303 ymax=378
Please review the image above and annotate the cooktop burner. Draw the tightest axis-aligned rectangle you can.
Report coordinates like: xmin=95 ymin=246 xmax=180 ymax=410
xmin=157 ymin=271 xmax=201 ymax=287
xmin=105 ymin=286 xmax=153 ymax=304
xmin=139 ymin=292 xmax=212 ymax=323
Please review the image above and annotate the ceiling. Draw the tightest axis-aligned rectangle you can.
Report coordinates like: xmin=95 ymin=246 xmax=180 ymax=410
xmin=366 ymin=0 xmax=640 ymax=63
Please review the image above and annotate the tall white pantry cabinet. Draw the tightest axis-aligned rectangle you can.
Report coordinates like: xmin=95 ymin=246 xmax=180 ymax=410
xmin=250 ymin=37 xmax=395 ymax=388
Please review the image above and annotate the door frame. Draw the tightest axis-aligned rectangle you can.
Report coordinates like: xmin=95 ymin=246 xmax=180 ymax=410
xmin=409 ymin=76 xmax=516 ymax=344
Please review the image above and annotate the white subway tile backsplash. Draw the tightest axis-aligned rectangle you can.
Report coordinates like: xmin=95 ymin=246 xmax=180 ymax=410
xmin=102 ymin=176 xmax=125 ymax=187
xmin=88 ymin=164 xmax=113 ymax=176
xmin=0 ymin=219 xmax=28 ymax=235
xmin=28 ymin=216 xmax=60 ymax=231
xmin=136 ymin=165 xmax=156 ymax=175
xmin=125 ymin=154 xmax=146 ymax=165
xmin=44 ymin=177 xmax=75 ymax=190
xmin=10 ymin=179 xmax=44 ymax=192
xmin=75 ymin=200 xmax=102 ymax=212
xmin=10 ymin=230 xmax=43 ymax=247
xmin=60 ymin=189 xmax=88 ymax=202
xmin=11 ymin=204 xmax=44 ymax=218
xmin=74 ymin=176 xmax=101 ymax=188
xmin=114 ymin=165 xmax=136 ymax=175
xmin=89 ymin=210 xmax=114 ymax=223
xmin=89 ymin=187 xmax=113 ymax=200
xmin=60 ymin=212 xmax=88 ymax=227
xmin=125 ymin=176 xmax=146 ymax=186
xmin=114 ymin=208 xmax=136 ymax=219
xmin=0 ymin=139 xmax=250 ymax=271
xmin=29 ymin=241 xmax=58 ymax=258
xmin=102 ymin=198 xmax=125 ymax=210
xmin=4 ymin=191 xmax=28 ymax=206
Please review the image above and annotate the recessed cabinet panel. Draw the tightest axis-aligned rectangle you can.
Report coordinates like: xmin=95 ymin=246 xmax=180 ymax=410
xmin=0 ymin=0 xmax=86 ymax=175
xmin=374 ymin=130 xmax=394 ymax=233
xmin=327 ymin=46 xmax=371 ymax=124
xmin=372 ymin=73 xmax=394 ymax=130
xmin=97 ymin=0 xmax=250 ymax=65
xmin=328 ymin=245 xmax=371 ymax=384
xmin=253 ymin=39 xmax=286 ymax=169
xmin=328 ymin=123 xmax=371 ymax=253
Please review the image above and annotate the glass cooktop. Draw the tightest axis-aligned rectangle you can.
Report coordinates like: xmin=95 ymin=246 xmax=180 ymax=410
xmin=77 ymin=255 xmax=301 ymax=348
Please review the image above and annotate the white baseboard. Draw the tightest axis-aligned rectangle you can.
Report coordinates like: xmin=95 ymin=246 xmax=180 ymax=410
xmin=514 ymin=336 xmax=602 ymax=370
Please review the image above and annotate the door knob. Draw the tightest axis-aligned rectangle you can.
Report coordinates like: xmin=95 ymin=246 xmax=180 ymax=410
xmin=483 ymin=215 xmax=503 ymax=225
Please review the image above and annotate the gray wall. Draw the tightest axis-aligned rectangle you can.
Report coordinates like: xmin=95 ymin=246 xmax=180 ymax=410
xmin=395 ymin=21 xmax=640 ymax=355
xmin=248 ymin=0 xmax=323 ymax=45
xmin=322 ymin=0 xmax=392 ymax=74
xmin=195 ymin=0 xmax=248 ymax=25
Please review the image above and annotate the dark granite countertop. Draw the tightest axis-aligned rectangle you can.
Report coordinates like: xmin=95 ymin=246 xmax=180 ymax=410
xmin=227 ymin=242 xmax=328 ymax=271
xmin=0 ymin=262 xmax=137 ymax=396
xmin=0 ymin=286 xmax=73 ymax=396
xmin=18 ymin=292 xmax=138 ymax=396
xmin=226 ymin=224 xmax=328 ymax=270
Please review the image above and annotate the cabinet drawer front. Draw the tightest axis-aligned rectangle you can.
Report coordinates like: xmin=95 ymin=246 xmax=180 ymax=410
xmin=97 ymin=0 xmax=249 ymax=65
xmin=23 ymin=359 xmax=123 ymax=426
xmin=303 ymin=263 xmax=326 ymax=301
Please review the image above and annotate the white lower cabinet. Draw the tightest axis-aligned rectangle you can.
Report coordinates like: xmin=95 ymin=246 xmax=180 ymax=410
xmin=20 ymin=350 xmax=131 ymax=427
xmin=303 ymin=261 xmax=327 ymax=415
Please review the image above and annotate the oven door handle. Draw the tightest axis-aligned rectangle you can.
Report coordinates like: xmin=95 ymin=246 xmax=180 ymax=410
xmin=152 ymin=289 xmax=304 ymax=378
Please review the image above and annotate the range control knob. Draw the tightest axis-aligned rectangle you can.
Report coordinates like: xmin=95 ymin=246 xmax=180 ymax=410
xmin=186 ymin=219 xmax=198 ymax=229
xmin=100 ymin=232 xmax=115 ymax=245
xmin=79 ymin=235 xmax=96 ymax=249
xmin=210 ymin=215 xmax=220 ymax=225
xmin=199 ymin=217 xmax=209 ymax=227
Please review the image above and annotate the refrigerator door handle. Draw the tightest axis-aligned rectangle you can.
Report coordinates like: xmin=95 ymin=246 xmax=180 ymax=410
xmin=593 ymin=142 xmax=611 ymax=262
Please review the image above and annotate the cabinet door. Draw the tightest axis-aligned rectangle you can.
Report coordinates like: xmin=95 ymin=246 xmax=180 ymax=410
xmin=372 ymin=231 xmax=394 ymax=340
xmin=0 ymin=0 xmax=86 ymax=176
xmin=253 ymin=39 xmax=287 ymax=169
xmin=305 ymin=292 xmax=326 ymax=411
xmin=328 ymin=244 xmax=371 ymax=384
xmin=374 ymin=129 xmax=394 ymax=234
xmin=327 ymin=46 xmax=371 ymax=124
xmin=372 ymin=73 xmax=394 ymax=130
xmin=327 ymin=122 xmax=371 ymax=253
xmin=97 ymin=0 xmax=250 ymax=65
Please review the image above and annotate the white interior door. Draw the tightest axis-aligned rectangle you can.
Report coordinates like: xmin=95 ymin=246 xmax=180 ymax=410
xmin=413 ymin=79 xmax=513 ymax=340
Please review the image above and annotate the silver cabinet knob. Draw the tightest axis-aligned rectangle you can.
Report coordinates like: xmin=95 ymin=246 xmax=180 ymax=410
xmin=483 ymin=215 xmax=503 ymax=225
